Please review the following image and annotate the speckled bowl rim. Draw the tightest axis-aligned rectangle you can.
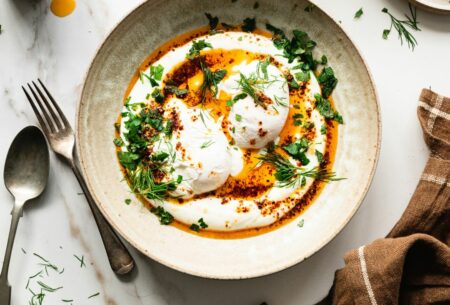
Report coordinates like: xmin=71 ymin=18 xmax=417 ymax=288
xmin=76 ymin=1 xmax=381 ymax=279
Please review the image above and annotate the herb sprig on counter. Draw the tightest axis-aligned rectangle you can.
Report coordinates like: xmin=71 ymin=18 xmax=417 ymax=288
xmin=382 ymin=4 xmax=420 ymax=50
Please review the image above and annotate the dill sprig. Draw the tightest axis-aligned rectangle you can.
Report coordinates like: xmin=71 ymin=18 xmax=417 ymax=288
xmin=199 ymin=60 xmax=226 ymax=103
xmin=382 ymin=4 xmax=421 ymax=50
xmin=129 ymin=165 xmax=178 ymax=201
xmin=259 ymin=151 xmax=343 ymax=188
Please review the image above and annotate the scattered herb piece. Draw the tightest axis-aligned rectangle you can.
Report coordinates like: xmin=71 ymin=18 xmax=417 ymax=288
xmin=315 ymin=150 xmax=324 ymax=164
xmin=151 ymin=206 xmax=174 ymax=225
xmin=62 ymin=299 xmax=74 ymax=303
xmin=298 ymin=219 xmax=305 ymax=227
xmin=382 ymin=4 xmax=420 ymax=50
xmin=190 ymin=218 xmax=208 ymax=232
xmin=320 ymin=55 xmax=328 ymax=65
xmin=295 ymin=71 xmax=310 ymax=82
xmin=88 ymin=292 xmax=100 ymax=299
xmin=190 ymin=223 xmax=200 ymax=232
xmin=113 ymin=138 xmax=124 ymax=147
xmin=73 ymin=254 xmax=86 ymax=268
xmin=304 ymin=3 xmax=315 ymax=12
xmin=200 ymin=140 xmax=215 ymax=149
xmin=242 ymin=17 xmax=256 ymax=32
xmin=186 ymin=40 xmax=212 ymax=59
xmin=37 ymin=281 xmax=63 ymax=293
xmin=205 ymin=13 xmax=219 ymax=32
xmin=318 ymin=67 xmax=338 ymax=98
xmin=283 ymin=137 xmax=310 ymax=165
xmin=320 ymin=124 xmax=327 ymax=135
xmin=22 ymin=248 xmax=27 ymax=254
xmin=354 ymin=8 xmax=364 ymax=19
xmin=314 ymin=94 xmax=343 ymax=124
xmin=165 ymin=85 xmax=188 ymax=98
xmin=235 ymin=114 xmax=242 ymax=122
xmin=125 ymin=199 xmax=132 ymax=205
xmin=151 ymin=87 xmax=165 ymax=103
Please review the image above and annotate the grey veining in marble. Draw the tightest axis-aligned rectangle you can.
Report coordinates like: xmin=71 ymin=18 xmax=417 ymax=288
xmin=0 ymin=0 xmax=450 ymax=304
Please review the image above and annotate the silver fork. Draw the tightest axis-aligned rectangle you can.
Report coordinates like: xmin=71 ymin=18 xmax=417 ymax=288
xmin=22 ymin=79 xmax=135 ymax=275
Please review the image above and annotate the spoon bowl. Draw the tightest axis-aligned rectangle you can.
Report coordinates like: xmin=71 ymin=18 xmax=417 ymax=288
xmin=0 ymin=126 xmax=49 ymax=305
xmin=4 ymin=126 xmax=49 ymax=202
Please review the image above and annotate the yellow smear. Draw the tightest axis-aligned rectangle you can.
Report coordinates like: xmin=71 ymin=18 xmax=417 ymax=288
xmin=51 ymin=0 xmax=76 ymax=17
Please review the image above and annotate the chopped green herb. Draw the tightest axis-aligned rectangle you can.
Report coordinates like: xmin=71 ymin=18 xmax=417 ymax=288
xmin=141 ymin=64 xmax=164 ymax=87
xmin=113 ymin=138 xmax=124 ymax=147
xmin=295 ymin=71 xmax=310 ymax=82
xmin=283 ymin=137 xmax=310 ymax=165
xmin=190 ymin=218 xmax=208 ymax=232
xmin=190 ymin=223 xmax=200 ymax=232
xmin=88 ymin=292 xmax=100 ymax=299
xmin=242 ymin=17 xmax=256 ymax=32
xmin=293 ymin=113 xmax=303 ymax=119
xmin=235 ymin=114 xmax=242 ymax=122
xmin=321 ymin=55 xmax=328 ymax=65
xmin=293 ymin=120 xmax=302 ymax=126
xmin=165 ymin=85 xmax=188 ymax=98
xmin=205 ymin=13 xmax=219 ymax=31
xmin=118 ymin=151 xmax=140 ymax=170
xmin=200 ymin=140 xmax=215 ymax=149
xmin=198 ymin=218 xmax=208 ymax=229
xmin=151 ymin=206 xmax=174 ymax=225
xmin=152 ymin=151 xmax=169 ymax=162
xmin=354 ymin=8 xmax=364 ymax=19
xmin=151 ymin=87 xmax=165 ymax=103
xmin=314 ymin=94 xmax=343 ymax=124
xmin=320 ymin=124 xmax=327 ymax=135
xmin=315 ymin=150 xmax=324 ymax=164
xmin=73 ymin=254 xmax=86 ymax=268
xmin=318 ymin=67 xmax=338 ymax=98
xmin=304 ymin=3 xmax=315 ymax=12
xmin=265 ymin=24 xmax=317 ymax=68
xmin=298 ymin=219 xmax=305 ymax=227
xmin=289 ymin=80 xmax=300 ymax=89
xmin=125 ymin=198 xmax=132 ymax=205
xmin=37 ymin=281 xmax=63 ymax=293
xmin=62 ymin=299 xmax=74 ymax=303
xmin=186 ymin=40 xmax=212 ymax=59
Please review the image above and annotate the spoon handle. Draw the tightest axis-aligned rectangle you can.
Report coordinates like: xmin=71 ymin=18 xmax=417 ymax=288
xmin=70 ymin=162 xmax=135 ymax=275
xmin=0 ymin=202 xmax=24 ymax=305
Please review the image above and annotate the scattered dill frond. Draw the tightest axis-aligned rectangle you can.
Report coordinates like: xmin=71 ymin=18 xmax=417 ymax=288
xmin=382 ymin=4 xmax=420 ymax=50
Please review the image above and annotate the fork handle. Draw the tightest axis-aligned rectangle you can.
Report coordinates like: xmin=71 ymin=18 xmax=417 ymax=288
xmin=71 ymin=162 xmax=135 ymax=275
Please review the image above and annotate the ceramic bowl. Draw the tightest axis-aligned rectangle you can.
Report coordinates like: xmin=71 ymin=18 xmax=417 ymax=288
xmin=76 ymin=0 xmax=380 ymax=279
xmin=410 ymin=0 xmax=450 ymax=14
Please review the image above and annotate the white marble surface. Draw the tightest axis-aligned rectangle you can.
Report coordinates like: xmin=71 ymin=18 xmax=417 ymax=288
xmin=0 ymin=0 xmax=449 ymax=304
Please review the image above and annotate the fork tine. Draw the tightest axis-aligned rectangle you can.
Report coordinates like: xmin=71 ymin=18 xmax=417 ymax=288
xmin=22 ymin=86 xmax=50 ymax=135
xmin=27 ymin=83 xmax=56 ymax=133
xmin=32 ymin=81 xmax=63 ymax=130
xmin=37 ymin=79 xmax=70 ymax=128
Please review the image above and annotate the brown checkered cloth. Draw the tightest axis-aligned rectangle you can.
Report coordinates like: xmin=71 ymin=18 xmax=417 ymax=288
xmin=316 ymin=89 xmax=450 ymax=305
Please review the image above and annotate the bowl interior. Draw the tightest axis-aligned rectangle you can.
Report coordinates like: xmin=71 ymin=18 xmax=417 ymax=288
xmin=77 ymin=0 xmax=380 ymax=279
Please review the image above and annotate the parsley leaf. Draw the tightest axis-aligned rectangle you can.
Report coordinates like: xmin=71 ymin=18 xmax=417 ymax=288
xmin=165 ymin=85 xmax=188 ymax=98
xmin=318 ymin=67 xmax=338 ymax=98
xmin=235 ymin=114 xmax=242 ymax=122
xmin=283 ymin=138 xmax=310 ymax=165
xmin=151 ymin=87 xmax=164 ymax=103
xmin=314 ymin=94 xmax=343 ymax=124
xmin=354 ymin=8 xmax=363 ymax=19
xmin=186 ymin=40 xmax=213 ymax=59
xmin=315 ymin=150 xmax=324 ymax=164
xmin=118 ymin=152 xmax=140 ymax=170
xmin=151 ymin=206 xmax=174 ymax=225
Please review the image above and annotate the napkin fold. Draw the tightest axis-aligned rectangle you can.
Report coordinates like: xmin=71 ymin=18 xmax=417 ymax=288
xmin=317 ymin=89 xmax=450 ymax=305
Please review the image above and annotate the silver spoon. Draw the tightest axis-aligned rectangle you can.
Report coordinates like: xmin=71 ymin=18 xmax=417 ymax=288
xmin=0 ymin=126 xmax=49 ymax=305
